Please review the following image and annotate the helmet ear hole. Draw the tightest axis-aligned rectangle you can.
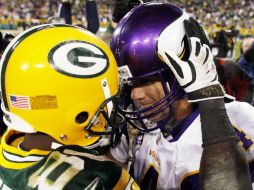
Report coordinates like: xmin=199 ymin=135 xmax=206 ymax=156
xmin=76 ymin=112 xmax=89 ymax=124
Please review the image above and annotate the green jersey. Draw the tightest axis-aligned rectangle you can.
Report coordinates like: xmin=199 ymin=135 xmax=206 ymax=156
xmin=0 ymin=130 xmax=139 ymax=190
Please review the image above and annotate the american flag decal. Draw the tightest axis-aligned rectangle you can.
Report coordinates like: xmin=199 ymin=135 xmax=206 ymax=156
xmin=10 ymin=95 xmax=30 ymax=109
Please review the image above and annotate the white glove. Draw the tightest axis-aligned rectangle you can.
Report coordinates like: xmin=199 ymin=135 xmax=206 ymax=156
xmin=158 ymin=18 xmax=225 ymax=102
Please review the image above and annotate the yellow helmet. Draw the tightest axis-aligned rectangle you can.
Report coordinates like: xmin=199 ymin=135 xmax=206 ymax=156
xmin=0 ymin=24 xmax=121 ymax=148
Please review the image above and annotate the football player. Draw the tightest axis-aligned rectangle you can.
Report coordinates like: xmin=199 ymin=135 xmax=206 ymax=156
xmin=0 ymin=24 xmax=139 ymax=190
xmin=110 ymin=3 xmax=253 ymax=190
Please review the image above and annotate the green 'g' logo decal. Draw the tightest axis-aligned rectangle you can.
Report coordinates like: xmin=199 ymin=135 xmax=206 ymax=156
xmin=48 ymin=40 xmax=109 ymax=78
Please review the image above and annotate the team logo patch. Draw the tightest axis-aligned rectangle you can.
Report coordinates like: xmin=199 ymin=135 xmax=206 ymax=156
xmin=48 ymin=40 xmax=109 ymax=78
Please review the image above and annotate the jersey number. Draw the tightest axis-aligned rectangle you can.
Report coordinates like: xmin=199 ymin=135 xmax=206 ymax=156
xmin=28 ymin=151 xmax=84 ymax=190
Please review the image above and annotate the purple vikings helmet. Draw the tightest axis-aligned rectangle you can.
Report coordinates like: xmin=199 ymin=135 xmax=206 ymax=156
xmin=111 ymin=3 xmax=190 ymax=132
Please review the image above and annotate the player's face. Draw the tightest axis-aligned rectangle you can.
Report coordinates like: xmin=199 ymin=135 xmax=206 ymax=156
xmin=131 ymin=79 xmax=170 ymax=122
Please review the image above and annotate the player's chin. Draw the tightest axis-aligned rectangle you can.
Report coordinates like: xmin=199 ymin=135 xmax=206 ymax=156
xmin=150 ymin=110 xmax=170 ymax=123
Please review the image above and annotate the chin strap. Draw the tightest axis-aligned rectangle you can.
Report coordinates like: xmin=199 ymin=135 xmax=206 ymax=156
xmin=126 ymin=125 xmax=139 ymax=172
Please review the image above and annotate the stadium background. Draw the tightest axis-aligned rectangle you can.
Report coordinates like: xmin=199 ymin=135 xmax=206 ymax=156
xmin=0 ymin=0 xmax=253 ymax=35
xmin=0 ymin=0 xmax=254 ymax=140
xmin=0 ymin=0 xmax=253 ymax=76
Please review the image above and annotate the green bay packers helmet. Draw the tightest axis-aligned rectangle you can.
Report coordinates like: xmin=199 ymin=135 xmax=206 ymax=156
xmin=0 ymin=24 xmax=122 ymax=148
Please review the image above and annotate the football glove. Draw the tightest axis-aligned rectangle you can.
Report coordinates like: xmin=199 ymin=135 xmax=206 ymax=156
xmin=158 ymin=18 xmax=225 ymax=102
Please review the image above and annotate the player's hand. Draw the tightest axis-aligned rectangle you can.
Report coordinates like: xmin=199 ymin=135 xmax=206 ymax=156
xmin=158 ymin=17 xmax=224 ymax=102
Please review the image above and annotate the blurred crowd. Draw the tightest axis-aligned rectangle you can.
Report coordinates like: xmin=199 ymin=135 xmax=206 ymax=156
xmin=180 ymin=0 xmax=254 ymax=36
xmin=0 ymin=0 xmax=254 ymax=106
xmin=0 ymin=0 xmax=114 ymax=30
xmin=0 ymin=0 xmax=253 ymax=35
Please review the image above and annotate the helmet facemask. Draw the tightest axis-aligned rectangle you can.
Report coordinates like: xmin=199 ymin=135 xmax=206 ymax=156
xmin=111 ymin=3 xmax=191 ymax=133
xmin=85 ymin=95 xmax=126 ymax=148
xmin=118 ymin=66 xmax=186 ymax=133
